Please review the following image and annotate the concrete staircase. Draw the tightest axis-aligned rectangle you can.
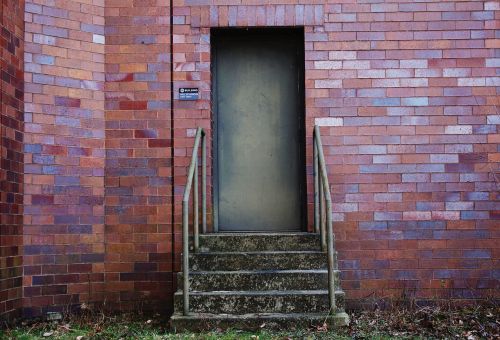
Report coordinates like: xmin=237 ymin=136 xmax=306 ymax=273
xmin=170 ymin=233 xmax=349 ymax=331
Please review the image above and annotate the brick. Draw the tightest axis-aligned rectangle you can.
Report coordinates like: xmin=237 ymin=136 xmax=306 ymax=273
xmin=458 ymin=78 xmax=486 ymax=86
xmin=359 ymin=221 xmax=387 ymax=231
xmin=463 ymin=250 xmax=491 ymax=259
xmin=446 ymin=202 xmax=474 ymax=211
xmin=92 ymin=34 xmax=105 ymax=45
xmin=374 ymin=212 xmax=402 ymax=221
xmin=403 ymin=211 xmax=431 ymax=221
xmin=445 ymin=125 xmax=473 ymax=135
xmin=315 ymin=117 xmax=343 ymax=127
xmin=315 ymin=80 xmax=342 ymax=88
xmin=400 ymin=59 xmax=428 ymax=69
xmin=359 ymin=145 xmax=387 ymax=155
xmin=358 ymin=69 xmax=385 ymax=78
xmin=329 ymin=51 xmax=356 ymax=60
xmin=374 ymin=193 xmax=402 ymax=202
xmin=487 ymin=115 xmax=500 ymax=125
xmin=430 ymin=154 xmax=459 ymax=163
xmin=401 ymin=97 xmax=429 ymax=106
xmin=372 ymin=98 xmax=400 ymax=106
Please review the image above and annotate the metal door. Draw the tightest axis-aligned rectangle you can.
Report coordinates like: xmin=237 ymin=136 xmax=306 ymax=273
xmin=213 ymin=29 xmax=305 ymax=232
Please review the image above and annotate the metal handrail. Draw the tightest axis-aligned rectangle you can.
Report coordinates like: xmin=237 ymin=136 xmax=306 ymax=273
xmin=313 ymin=125 xmax=336 ymax=314
xmin=182 ymin=127 xmax=207 ymax=315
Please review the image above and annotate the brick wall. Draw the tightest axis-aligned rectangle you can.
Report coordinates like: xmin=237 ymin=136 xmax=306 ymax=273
xmin=1 ymin=0 xmax=25 ymax=321
xmin=15 ymin=0 xmax=500 ymax=317
xmin=104 ymin=0 xmax=173 ymax=312
xmin=171 ymin=0 xmax=499 ymax=304
xmin=23 ymin=0 xmax=106 ymax=317
xmin=313 ymin=0 xmax=499 ymax=304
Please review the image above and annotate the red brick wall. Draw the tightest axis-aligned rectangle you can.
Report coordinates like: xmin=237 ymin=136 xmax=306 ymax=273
xmin=171 ymin=1 xmax=499 ymax=304
xmin=17 ymin=0 xmax=500 ymax=317
xmin=23 ymin=0 xmax=106 ymax=317
xmin=1 ymin=0 xmax=25 ymax=321
xmin=104 ymin=0 xmax=173 ymax=312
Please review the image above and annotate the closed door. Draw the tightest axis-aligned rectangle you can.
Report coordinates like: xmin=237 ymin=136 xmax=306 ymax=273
xmin=213 ymin=29 xmax=305 ymax=232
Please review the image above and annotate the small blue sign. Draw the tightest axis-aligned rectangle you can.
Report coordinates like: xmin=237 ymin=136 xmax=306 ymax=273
xmin=179 ymin=88 xmax=199 ymax=101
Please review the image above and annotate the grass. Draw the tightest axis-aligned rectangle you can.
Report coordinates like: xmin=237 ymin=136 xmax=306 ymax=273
xmin=1 ymin=302 xmax=498 ymax=339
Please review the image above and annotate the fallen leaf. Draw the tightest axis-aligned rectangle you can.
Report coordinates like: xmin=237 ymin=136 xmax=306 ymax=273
xmin=316 ymin=322 xmax=328 ymax=332
xmin=260 ymin=322 xmax=266 ymax=328
xmin=43 ymin=331 xmax=54 ymax=337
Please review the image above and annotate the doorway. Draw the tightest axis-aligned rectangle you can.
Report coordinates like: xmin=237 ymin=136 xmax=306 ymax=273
xmin=212 ymin=28 xmax=305 ymax=232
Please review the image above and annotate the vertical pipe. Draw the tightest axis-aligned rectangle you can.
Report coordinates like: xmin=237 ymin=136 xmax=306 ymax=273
xmin=313 ymin=138 xmax=319 ymax=233
xmin=326 ymin=196 xmax=336 ymax=314
xmin=182 ymin=200 xmax=189 ymax=315
xmin=202 ymin=133 xmax=207 ymax=234
xmin=194 ymin=157 xmax=199 ymax=252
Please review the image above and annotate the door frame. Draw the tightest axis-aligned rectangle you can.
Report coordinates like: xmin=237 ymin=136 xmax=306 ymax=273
xmin=210 ymin=27 xmax=307 ymax=232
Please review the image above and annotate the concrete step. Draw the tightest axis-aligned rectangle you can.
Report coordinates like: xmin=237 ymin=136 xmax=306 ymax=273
xmin=189 ymin=250 xmax=334 ymax=271
xmin=196 ymin=233 xmax=322 ymax=252
xmin=178 ymin=269 xmax=341 ymax=291
xmin=170 ymin=312 xmax=350 ymax=331
xmin=173 ymin=290 xmax=345 ymax=314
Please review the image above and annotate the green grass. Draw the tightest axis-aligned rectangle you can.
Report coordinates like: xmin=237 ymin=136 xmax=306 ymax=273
xmin=1 ymin=303 xmax=498 ymax=340
xmin=2 ymin=325 xmax=350 ymax=340
xmin=0 ymin=317 xmax=402 ymax=340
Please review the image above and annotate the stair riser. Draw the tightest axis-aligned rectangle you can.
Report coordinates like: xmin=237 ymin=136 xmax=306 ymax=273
xmin=189 ymin=253 xmax=334 ymax=271
xmin=178 ymin=271 xmax=341 ymax=291
xmin=198 ymin=234 xmax=321 ymax=252
xmin=174 ymin=292 xmax=345 ymax=314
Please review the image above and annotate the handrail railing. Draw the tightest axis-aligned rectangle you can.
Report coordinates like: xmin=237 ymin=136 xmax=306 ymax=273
xmin=182 ymin=127 xmax=207 ymax=315
xmin=313 ymin=125 xmax=336 ymax=314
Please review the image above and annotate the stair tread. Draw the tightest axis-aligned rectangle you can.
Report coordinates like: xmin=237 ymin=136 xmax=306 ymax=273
xmin=175 ymin=290 xmax=343 ymax=296
xmin=200 ymin=232 xmax=319 ymax=237
xmin=187 ymin=269 xmax=331 ymax=274
xmin=191 ymin=250 xmax=325 ymax=255
xmin=171 ymin=312 xmax=332 ymax=319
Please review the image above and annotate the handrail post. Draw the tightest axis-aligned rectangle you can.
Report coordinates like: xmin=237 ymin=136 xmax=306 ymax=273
xmin=314 ymin=125 xmax=336 ymax=315
xmin=182 ymin=199 xmax=189 ymax=315
xmin=326 ymin=194 xmax=336 ymax=314
xmin=194 ymin=156 xmax=199 ymax=252
xmin=181 ymin=127 xmax=204 ymax=316
xmin=313 ymin=135 xmax=319 ymax=233
xmin=319 ymin=160 xmax=326 ymax=252
xmin=202 ymin=132 xmax=207 ymax=234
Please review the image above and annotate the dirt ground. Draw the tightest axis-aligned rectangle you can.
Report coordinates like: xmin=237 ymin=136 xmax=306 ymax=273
xmin=1 ymin=302 xmax=498 ymax=339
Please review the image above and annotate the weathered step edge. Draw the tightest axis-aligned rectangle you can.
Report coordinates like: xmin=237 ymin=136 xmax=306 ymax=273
xmin=177 ymin=270 xmax=341 ymax=291
xmin=170 ymin=312 xmax=350 ymax=331
xmin=173 ymin=290 xmax=346 ymax=314
xmin=189 ymin=251 xmax=334 ymax=271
